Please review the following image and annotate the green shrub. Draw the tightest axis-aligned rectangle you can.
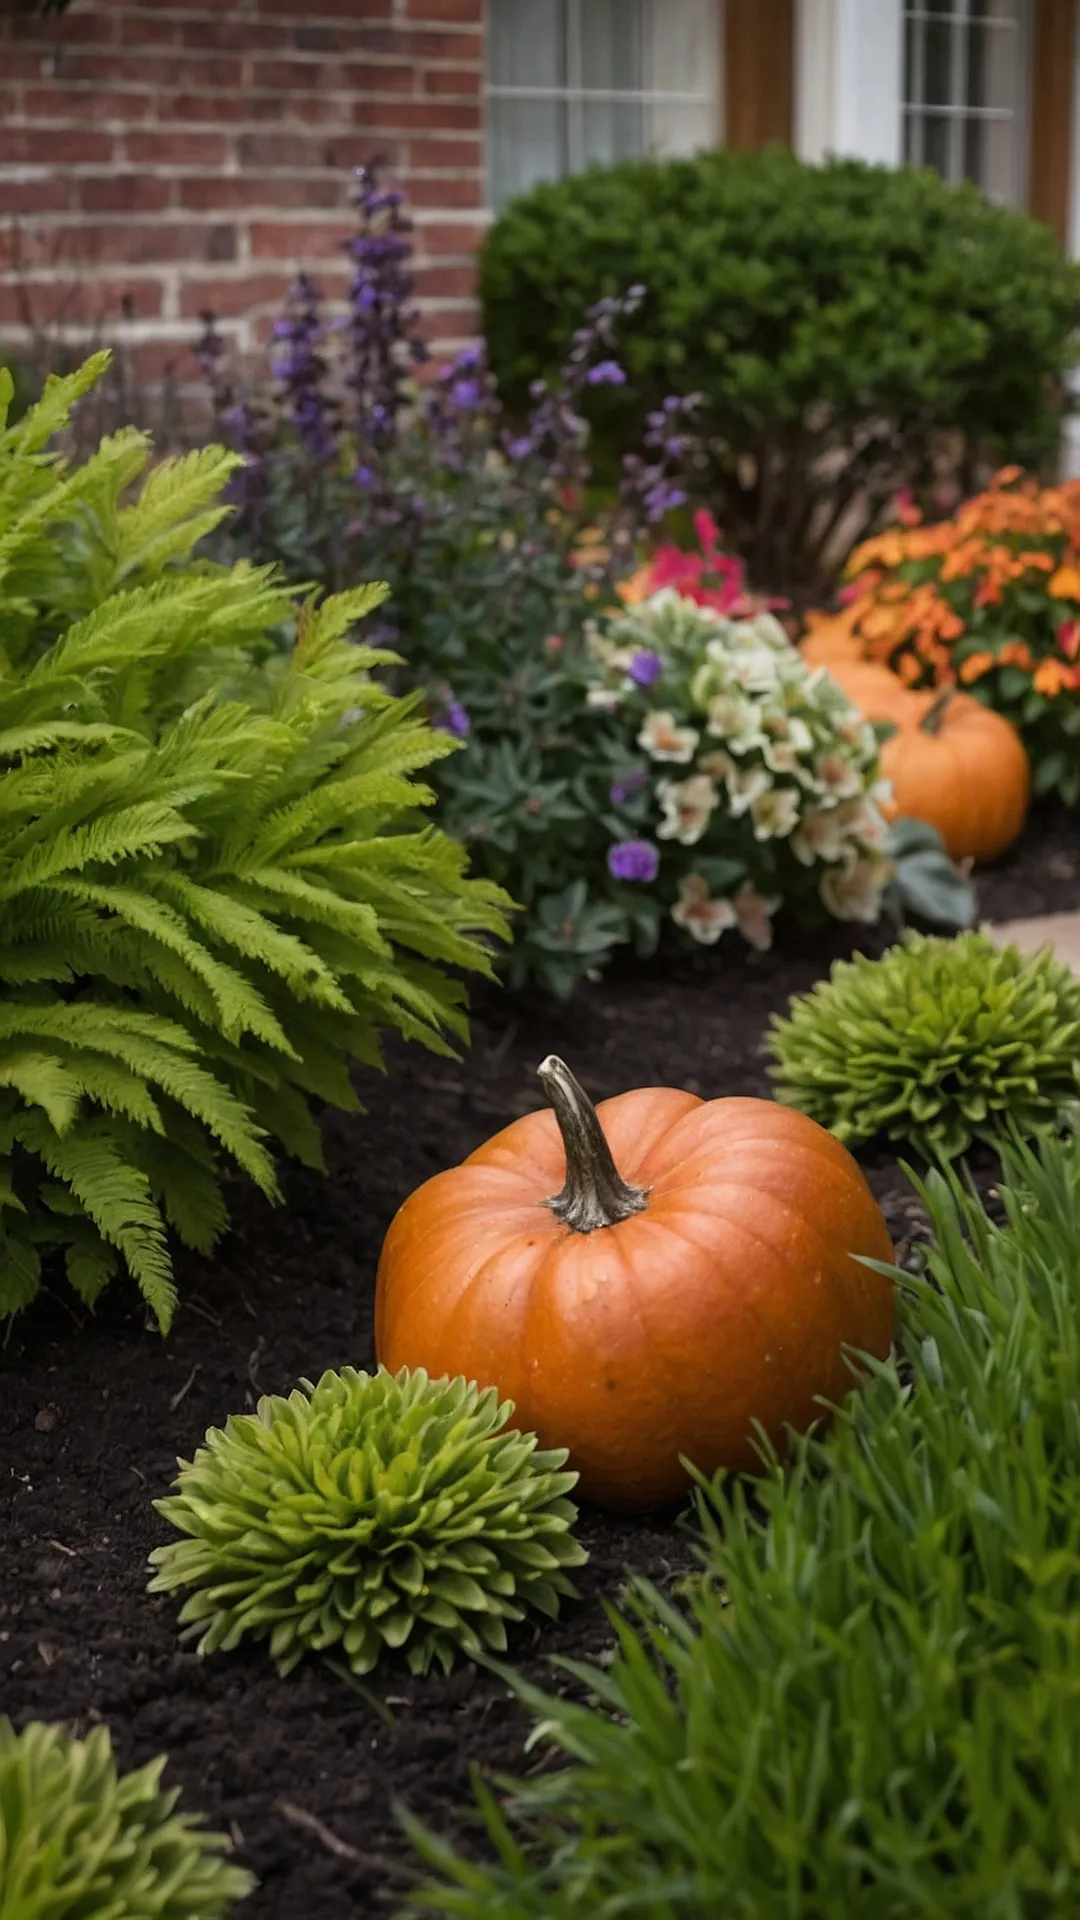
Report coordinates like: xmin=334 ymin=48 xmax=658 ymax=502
xmin=768 ymin=929 xmax=1080 ymax=1158
xmin=404 ymin=1128 xmax=1080 ymax=1915
xmin=148 ymin=1366 xmax=587 ymax=1678
xmin=0 ymin=1717 xmax=252 ymax=1915
xmin=481 ymin=149 xmax=1080 ymax=596
xmin=0 ymin=355 xmax=509 ymax=1327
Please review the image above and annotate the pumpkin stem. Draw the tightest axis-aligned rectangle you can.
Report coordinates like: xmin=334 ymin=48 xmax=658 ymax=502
xmin=538 ymin=1055 xmax=648 ymax=1233
xmin=921 ymin=689 xmax=954 ymax=735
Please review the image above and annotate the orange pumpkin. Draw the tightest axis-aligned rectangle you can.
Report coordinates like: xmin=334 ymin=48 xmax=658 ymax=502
xmin=820 ymin=659 xmax=917 ymax=729
xmin=375 ymin=1057 xmax=895 ymax=1510
xmin=880 ymin=689 xmax=1030 ymax=862
xmin=800 ymin=607 xmax=866 ymax=667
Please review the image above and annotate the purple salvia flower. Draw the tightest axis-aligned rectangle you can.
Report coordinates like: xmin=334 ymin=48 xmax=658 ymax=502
xmin=586 ymin=360 xmax=626 ymax=387
xmin=607 ymin=840 xmax=660 ymax=883
xmin=627 ymin=649 xmax=663 ymax=688
xmin=609 ymin=768 xmax=649 ymax=806
xmin=433 ymin=694 xmax=471 ymax=740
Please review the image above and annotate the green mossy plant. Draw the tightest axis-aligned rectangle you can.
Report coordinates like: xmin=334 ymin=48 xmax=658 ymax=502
xmin=403 ymin=1127 xmax=1080 ymax=1915
xmin=0 ymin=354 xmax=509 ymax=1327
xmin=0 ymin=1717 xmax=252 ymax=1916
xmin=767 ymin=929 xmax=1080 ymax=1158
xmin=148 ymin=1366 xmax=588 ymax=1679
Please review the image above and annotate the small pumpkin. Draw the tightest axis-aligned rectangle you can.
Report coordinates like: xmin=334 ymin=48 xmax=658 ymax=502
xmin=821 ymin=658 xmax=917 ymax=728
xmin=375 ymin=1057 xmax=895 ymax=1511
xmin=800 ymin=607 xmax=866 ymax=667
xmin=880 ymin=688 xmax=1030 ymax=862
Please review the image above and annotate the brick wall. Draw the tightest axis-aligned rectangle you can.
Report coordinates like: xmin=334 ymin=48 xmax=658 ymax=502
xmin=0 ymin=0 xmax=487 ymax=401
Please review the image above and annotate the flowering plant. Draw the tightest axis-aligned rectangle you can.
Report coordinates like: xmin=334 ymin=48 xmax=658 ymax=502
xmin=588 ymin=591 xmax=895 ymax=950
xmin=618 ymin=508 xmax=789 ymax=620
xmin=835 ymin=469 xmax=1080 ymax=803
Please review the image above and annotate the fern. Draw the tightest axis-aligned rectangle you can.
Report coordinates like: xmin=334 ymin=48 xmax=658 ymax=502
xmin=0 ymin=354 xmax=511 ymax=1329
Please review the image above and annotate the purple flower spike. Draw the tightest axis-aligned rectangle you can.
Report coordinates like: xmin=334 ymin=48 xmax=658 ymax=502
xmin=607 ymin=839 xmax=660 ymax=884
xmin=434 ymin=695 xmax=471 ymax=740
xmin=627 ymin=648 xmax=662 ymax=688
xmin=586 ymin=360 xmax=627 ymax=388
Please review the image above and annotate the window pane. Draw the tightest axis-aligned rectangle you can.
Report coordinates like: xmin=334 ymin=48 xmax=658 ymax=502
xmin=488 ymin=96 xmax=565 ymax=208
xmin=487 ymin=0 xmax=563 ymax=89
xmin=580 ymin=0 xmax=641 ymax=91
xmin=582 ymin=100 xmax=646 ymax=168
xmin=644 ymin=0 xmax=720 ymax=152
xmin=923 ymin=15 xmax=955 ymax=108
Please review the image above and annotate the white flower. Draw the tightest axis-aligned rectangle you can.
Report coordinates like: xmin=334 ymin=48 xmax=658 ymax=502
xmin=656 ymin=773 xmax=718 ymax=846
xmin=671 ymin=873 xmax=736 ymax=945
xmin=748 ymin=613 xmax=791 ymax=652
xmin=705 ymin=692 xmax=763 ymax=750
xmin=638 ymin=710 xmax=700 ymax=763
xmin=814 ymin=748 xmax=866 ymax=800
xmin=729 ymin=645 xmax=780 ymax=694
xmin=832 ymin=797 xmax=890 ymax=851
xmin=732 ymin=882 xmax=781 ymax=951
xmin=820 ymin=855 xmax=892 ymax=924
xmin=586 ymin=687 xmax=625 ymax=712
xmin=726 ymin=762 xmax=772 ymax=817
xmin=750 ymin=785 xmax=802 ymax=841
xmin=698 ymin=749 xmax=734 ymax=782
xmin=792 ymin=805 xmax=850 ymax=866
xmin=761 ymin=711 xmax=813 ymax=774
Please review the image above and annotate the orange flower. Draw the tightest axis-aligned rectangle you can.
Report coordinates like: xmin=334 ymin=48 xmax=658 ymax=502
xmin=1058 ymin=619 xmax=1080 ymax=660
xmin=896 ymin=653 xmax=924 ymax=686
xmin=1016 ymin=551 xmax=1055 ymax=572
xmin=1033 ymin=659 xmax=1078 ymax=695
xmin=958 ymin=651 xmax=996 ymax=684
xmin=997 ymin=641 xmax=1033 ymax=669
xmin=1049 ymin=565 xmax=1080 ymax=599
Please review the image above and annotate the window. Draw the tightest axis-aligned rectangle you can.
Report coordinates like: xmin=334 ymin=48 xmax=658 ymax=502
xmin=485 ymin=0 xmax=721 ymax=212
xmin=903 ymin=1 xmax=1031 ymax=207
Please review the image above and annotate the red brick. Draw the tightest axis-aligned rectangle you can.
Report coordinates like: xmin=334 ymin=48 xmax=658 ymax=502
xmin=154 ymin=91 xmax=254 ymax=123
xmin=0 ymin=49 xmax=52 ymax=79
xmin=61 ymin=50 xmax=246 ymax=89
xmin=258 ymin=0 xmax=393 ymax=14
xmin=125 ymin=129 xmax=229 ymax=166
xmin=0 ymin=127 xmax=114 ymax=164
xmin=249 ymin=56 xmax=321 ymax=89
xmin=42 ymin=222 xmax=238 ymax=266
xmin=0 ymin=177 xmax=77 ymax=216
xmin=178 ymin=173 xmax=350 ymax=212
xmin=23 ymin=85 xmax=157 ymax=123
xmin=414 ymin=263 xmax=476 ymax=299
xmin=176 ymin=20 xmax=290 ymax=51
xmin=178 ymin=272 xmax=294 ymax=319
xmin=414 ymin=218 xmax=489 ymax=255
xmin=236 ymin=131 xmax=331 ymax=169
xmin=350 ymin=98 xmax=478 ymax=131
xmin=118 ymin=14 xmax=183 ymax=46
xmin=9 ymin=9 xmax=117 ymax=44
xmin=407 ymin=136 xmax=482 ymax=170
xmin=248 ymin=219 xmax=356 ymax=260
xmin=399 ymin=173 xmax=482 ymax=208
xmin=128 ymin=340 xmax=193 ymax=383
xmin=78 ymin=173 xmax=175 ymax=215
xmin=420 ymin=65 xmax=482 ymax=96
xmin=0 ymin=276 xmax=165 ymax=328
xmin=286 ymin=93 xmax=377 ymax=127
xmin=407 ymin=0 xmax=482 ymax=16
xmin=360 ymin=26 xmax=480 ymax=58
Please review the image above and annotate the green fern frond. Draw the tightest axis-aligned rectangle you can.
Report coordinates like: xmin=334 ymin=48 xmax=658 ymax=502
xmin=153 ymin=871 xmax=354 ymax=1009
xmin=291 ymin=583 xmax=392 ymax=669
xmin=113 ymin=444 xmax=246 ymax=581
xmin=0 ymin=1051 xmax=82 ymax=1133
xmin=3 ymin=353 xmax=111 ymax=456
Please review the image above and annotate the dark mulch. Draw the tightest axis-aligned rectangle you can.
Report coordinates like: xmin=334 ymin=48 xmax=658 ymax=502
xmin=2 ymin=806 xmax=1077 ymax=1916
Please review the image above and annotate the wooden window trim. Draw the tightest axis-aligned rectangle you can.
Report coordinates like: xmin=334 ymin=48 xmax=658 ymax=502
xmin=724 ymin=0 xmax=794 ymax=150
xmin=1028 ymin=0 xmax=1076 ymax=240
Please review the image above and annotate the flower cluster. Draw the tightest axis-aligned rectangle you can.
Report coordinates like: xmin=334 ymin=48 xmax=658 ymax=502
xmin=617 ymin=509 xmax=789 ymax=618
xmin=590 ymin=590 xmax=893 ymax=951
xmin=834 ymin=468 xmax=1080 ymax=803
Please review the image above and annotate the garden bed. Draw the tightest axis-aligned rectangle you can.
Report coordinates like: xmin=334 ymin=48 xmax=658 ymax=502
xmin=2 ymin=802 xmax=1078 ymax=1919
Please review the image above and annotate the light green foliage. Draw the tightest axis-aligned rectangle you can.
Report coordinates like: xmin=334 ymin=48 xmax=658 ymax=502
xmin=0 ymin=1716 xmax=252 ymax=1916
xmin=404 ymin=1128 xmax=1080 ymax=1915
xmin=148 ymin=1366 xmax=587 ymax=1678
xmin=0 ymin=357 xmax=509 ymax=1327
xmin=768 ymin=928 xmax=1080 ymax=1158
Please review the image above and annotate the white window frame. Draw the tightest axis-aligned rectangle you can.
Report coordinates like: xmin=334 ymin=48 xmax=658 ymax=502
xmin=795 ymin=0 xmax=905 ymax=169
xmin=902 ymin=0 xmax=1032 ymax=207
xmin=484 ymin=0 xmax=722 ymax=210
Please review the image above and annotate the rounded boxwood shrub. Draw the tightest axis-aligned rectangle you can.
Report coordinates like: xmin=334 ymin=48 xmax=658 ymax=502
xmin=768 ymin=929 xmax=1080 ymax=1159
xmin=148 ymin=1366 xmax=587 ymax=1679
xmin=481 ymin=149 xmax=1080 ymax=597
xmin=0 ymin=1717 xmax=252 ymax=1916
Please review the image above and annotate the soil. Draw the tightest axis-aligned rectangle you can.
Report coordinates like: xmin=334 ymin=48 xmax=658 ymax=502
xmin=2 ymin=804 xmax=1078 ymax=1918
